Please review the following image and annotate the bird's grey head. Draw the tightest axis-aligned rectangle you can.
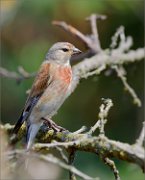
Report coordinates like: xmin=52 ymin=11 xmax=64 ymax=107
xmin=45 ymin=42 xmax=81 ymax=65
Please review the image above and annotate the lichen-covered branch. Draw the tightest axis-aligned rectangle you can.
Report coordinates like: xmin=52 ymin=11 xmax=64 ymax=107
xmin=1 ymin=121 xmax=144 ymax=171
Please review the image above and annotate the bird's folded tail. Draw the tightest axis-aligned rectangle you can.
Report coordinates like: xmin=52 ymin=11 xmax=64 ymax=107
xmin=26 ymin=122 xmax=42 ymax=150
xmin=13 ymin=96 xmax=40 ymax=135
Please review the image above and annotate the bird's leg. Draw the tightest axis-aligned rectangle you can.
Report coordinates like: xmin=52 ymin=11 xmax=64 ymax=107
xmin=41 ymin=117 xmax=66 ymax=132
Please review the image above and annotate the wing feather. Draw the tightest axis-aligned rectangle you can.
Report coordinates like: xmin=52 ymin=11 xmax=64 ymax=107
xmin=13 ymin=62 xmax=50 ymax=134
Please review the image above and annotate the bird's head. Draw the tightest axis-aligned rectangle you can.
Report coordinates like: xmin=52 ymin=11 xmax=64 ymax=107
xmin=45 ymin=42 xmax=81 ymax=65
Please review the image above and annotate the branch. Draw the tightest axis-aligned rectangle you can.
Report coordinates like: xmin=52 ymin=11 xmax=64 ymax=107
xmin=1 ymin=122 xmax=144 ymax=171
xmin=71 ymin=47 xmax=144 ymax=93
xmin=0 ymin=66 xmax=35 ymax=84
xmin=53 ymin=14 xmax=106 ymax=53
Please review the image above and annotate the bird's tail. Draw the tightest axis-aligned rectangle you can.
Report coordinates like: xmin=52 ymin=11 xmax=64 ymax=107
xmin=26 ymin=122 xmax=41 ymax=150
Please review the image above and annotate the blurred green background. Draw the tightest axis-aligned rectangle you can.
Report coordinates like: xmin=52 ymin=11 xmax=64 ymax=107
xmin=1 ymin=0 xmax=144 ymax=179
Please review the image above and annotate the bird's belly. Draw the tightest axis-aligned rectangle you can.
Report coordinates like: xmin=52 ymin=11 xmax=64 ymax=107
xmin=39 ymin=94 xmax=66 ymax=117
xmin=30 ymin=80 xmax=71 ymax=122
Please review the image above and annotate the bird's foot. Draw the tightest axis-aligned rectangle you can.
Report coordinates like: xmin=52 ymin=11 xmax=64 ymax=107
xmin=42 ymin=117 xmax=66 ymax=132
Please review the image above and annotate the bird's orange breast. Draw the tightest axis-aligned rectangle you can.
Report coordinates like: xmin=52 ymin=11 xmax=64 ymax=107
xmin=57 ymin=66 xmax=72 ymax=85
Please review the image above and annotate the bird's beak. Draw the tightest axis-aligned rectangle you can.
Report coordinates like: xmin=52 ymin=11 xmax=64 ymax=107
xmin=72 ymin=47 xmax=82 ymax=55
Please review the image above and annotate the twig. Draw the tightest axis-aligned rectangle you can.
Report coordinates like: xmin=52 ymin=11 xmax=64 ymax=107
xmin=86 ymin=14 xmax=106 ymax=52
xmin=88 ymin=99 xmax=113 ymax=135
xmin=110 ymin=26 xmax=133 ymax=53
xmin=68 ymin=149 xmax=76 ymax=180
xmin=72 ymin=126 xmax=87 ymax=135
xmin=82 ymin=64 xmax=106 ymax=79
xmin=0 ymin=66 xmax=35 ymax=84
xmin=112 ymin=65 xmax=141 ymax=107
xmin=34 ymin=140 xmax=82 ymax=150
xmin=103 ymin=157 xmax=120 ymax=180
xmin=52 ymin=21 xmax=92 ymax=49
xmin=52 ymin=140 xmax=68 ymax=163
xmin=110 ymin=26 xmax=125 ymax=49
xmin=135 ymin=121 xmax=145 ymax=146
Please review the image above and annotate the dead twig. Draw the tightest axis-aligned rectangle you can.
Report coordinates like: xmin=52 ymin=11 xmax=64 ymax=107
xmin=86 ymin=14 xmax=106 ymax=52
xmin=112 ymin=65 xmax=141 ymax=107
xmin=88 ymin=98 xmax=113 ymax=135
xmin=103 ymin=157 xmax=120 ymax=180
xmin=0 ymin=66 xmax=35 ymax=84
xmin=135 ymin=121 xmax=145 ymax=146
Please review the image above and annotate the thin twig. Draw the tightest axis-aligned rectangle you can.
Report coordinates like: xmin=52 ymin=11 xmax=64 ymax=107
xmin=86 ymin=14 xmax=106 ymax=52
xmin=52 ymin=140 xmax=68 ymax=163
xmin=135 ymin=121 xmax=145 ymax=146
xmin=103 ymin=157 xmax=120 ymax=180
xmin=112 ymin=65 xmax=141 ymax=107
xmin=34 ymin=140 xmax=81 ymax=150
xmin=72 ymin=126 xmax=87 ymax=135
xmin=88 ymin=99 xmax=113 ymax=135
xmin=68 ymin=149 xmax=76 ymax=180
xmin=52 ymin=21 xmax=92 ymax=49
xmin=0 ymin=66 xmax=35 ymax=84
xmin=110 ymin=26 xmax=133 ymax=52
xmin=110 ymin=26 xmax=125 ymax=49
xmin=82 ymin=64 xmax=106 ymax=79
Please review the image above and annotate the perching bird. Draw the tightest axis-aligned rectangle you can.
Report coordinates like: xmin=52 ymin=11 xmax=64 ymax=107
xmin=13 ymin=42 xmax=81 ymax=150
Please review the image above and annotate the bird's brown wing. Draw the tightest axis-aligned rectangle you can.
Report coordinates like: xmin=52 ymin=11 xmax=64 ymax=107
xmin=13 ymin=62 xmax=51 ymax=134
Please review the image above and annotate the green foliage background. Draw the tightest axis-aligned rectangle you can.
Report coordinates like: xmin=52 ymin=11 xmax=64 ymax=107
xmin=1 ymin=0 xmax=144 ymax=179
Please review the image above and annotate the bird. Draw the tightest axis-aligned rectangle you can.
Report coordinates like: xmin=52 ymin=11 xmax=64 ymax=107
xmin=13 ymin=42 xmax=81 ymax=150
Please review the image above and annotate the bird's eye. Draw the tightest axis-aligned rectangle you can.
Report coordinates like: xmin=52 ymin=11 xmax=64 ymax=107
xmin=61 ymin=48 xmax=69 ymax=52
